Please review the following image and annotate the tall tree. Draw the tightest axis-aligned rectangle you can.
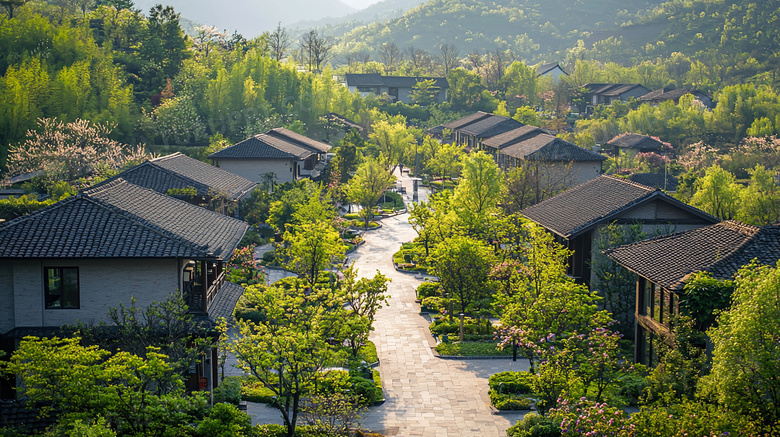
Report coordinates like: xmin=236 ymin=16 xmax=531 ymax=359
xmin=267 ymin=22 xmax=290 ymax=62
xmin=282 ymin=221 xmax=345 ymax=287
xmin=368 ymin=120 xmax=414 ymax=174
xmin=690 ymin=165 xmax=742 ymax=220
xmin=300 ymin=30 xmax=331 ymax=74
xmin=438 ymin=43 xmax=460 ymax=76
xmin=701 ymin=261 xmax=780 ymax=434
xmin=347 ymin=159 xmax=395 ymax=229
xmin=453 ymin=151 xmax=503 ymax=236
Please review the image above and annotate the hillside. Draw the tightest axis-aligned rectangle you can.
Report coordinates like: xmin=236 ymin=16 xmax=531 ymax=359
xmin=289 ymin=0 xmax=425 ymax=34
xmin=328 ymin=0 xmax=664 ymax=63
xmin=132 ymin=0 xmax=356 ymax=36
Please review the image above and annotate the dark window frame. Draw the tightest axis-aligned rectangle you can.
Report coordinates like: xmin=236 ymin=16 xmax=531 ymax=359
xmin=44 ymin=266 xmax=80 ymax=309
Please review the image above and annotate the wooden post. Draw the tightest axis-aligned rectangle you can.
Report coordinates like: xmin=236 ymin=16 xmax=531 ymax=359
xmin=201 ymin=260 xmax=208 ymax=313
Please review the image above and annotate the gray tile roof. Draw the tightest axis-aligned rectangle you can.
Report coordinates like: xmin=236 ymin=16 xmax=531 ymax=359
xmin=443 ymin=112 xmax=524 ymax=138
xmin=207 ymin=281 xmax=244 ymax=322
xmin=520 ymin=175 xmax=716 ymax=238
xmin=0 ymin=179 xmax=248 ymax=260
xmin=586 ymin=83 xmax=648 ymax=97
xmin=606 ymin=221 xmax=780 ymax=291
xmin=607 ymin=133 xmax=666 ymax=151
xmin=104 ymin=153 xmax=256 ymax=200
xmin=345 ymin=73 xmax=448 ymax=89
xmin=209 ymin=128 xmax=330 ymax=160
xmin=640 ymin=87 xmax=709 ymax=102
xmin=629 ymin=173 xmax=678 ymax=191
xmin=484 ymin=128 xmax=605 ymax=162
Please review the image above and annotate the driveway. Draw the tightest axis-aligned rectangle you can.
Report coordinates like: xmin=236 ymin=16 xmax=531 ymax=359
xmin=246 ymin=171 xmax=530 ymax=436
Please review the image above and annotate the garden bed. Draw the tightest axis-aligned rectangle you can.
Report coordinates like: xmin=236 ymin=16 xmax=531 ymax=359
xmin=434 ymin=341 xmax=513 ymax=357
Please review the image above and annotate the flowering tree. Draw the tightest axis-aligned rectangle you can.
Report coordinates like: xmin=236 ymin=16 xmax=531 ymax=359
xmin=6 ymin=118 xmax=147 ymax=182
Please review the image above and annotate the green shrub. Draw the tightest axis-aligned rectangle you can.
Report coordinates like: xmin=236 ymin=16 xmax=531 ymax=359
xmin=241 ymin=379 xmax=276 ymax=404
xmin=434 ymin=341 xmax=511 ymax=357
xmin=416 ymin=282 xmax=441 ymax=299
xmin=507 ymin=412 xmax=560 ymax=437
xmin=349 ymin=376 xmax=382 ymax=405
xmin=488 ymin=371 xmax=535 ymax=394
xmin=313 ymin=370 xmax=351 ymax=395
xmin=494 ymin=397 xmax=532 ymax=411
xmin=214 ymin=376 xmax=243 ymax=405
xmin=358 ymin=341 xmax=378 ymax=364
xmin=430 ymin=317 xmax=492 ymax=335
xmin=618 ymin=374 xmax=647 ymax=406
xmin=197 ymin=403 xmax=253 ymax=436
xmin=261 ymin=249 xmax=276 ymax=265
xmin=421 ymin=297 xmax=447 ymax=314
xmin=255 ymin=424 xmax=331 ymax=436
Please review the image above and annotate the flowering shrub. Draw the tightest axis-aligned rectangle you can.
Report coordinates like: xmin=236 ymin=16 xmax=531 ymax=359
xmin=550 ymin=398 xmax=635 ymax=437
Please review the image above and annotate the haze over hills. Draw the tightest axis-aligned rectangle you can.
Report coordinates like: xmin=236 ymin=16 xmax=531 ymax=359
xmin=289 ymin=0 xmax=426 ymax=35
xmin=132 ymin=0 xmax=356 ymax=36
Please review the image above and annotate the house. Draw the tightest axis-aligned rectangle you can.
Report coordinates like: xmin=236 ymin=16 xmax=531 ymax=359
xmin=345 ymin=73 xmax=449 ymax=104
xmin=536 ymin=62 xmax=568 ymax=82
xmin=481 ymin=125 xmax=605 ymax=186
xmin=582 ymin=83 xmax=650 ymax=113
xmin=628 ymin=173 xmax=678 ymax=192
xmin=640 ymin=87 xmax=713 ymax=110
xmin=605 ymin=221 xmax=780 ymax=365
xmin=209 ymin=128 xmax=331 ymax=184
xmin=442 ymin=112 xmax=525 ymax=150
xmin=0 ymin=178 xmax=248 ymax=395
xmin=607 ymin=133 xmax=669 ymax=157
xmin=98 ymin=153 xmax=256 ymax=216
xmin=521 ymin=175 xmax=718 ymax=286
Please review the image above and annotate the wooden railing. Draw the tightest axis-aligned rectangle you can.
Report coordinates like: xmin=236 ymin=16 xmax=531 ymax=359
xmin=206 ymin=271 xmax=225 ymax=309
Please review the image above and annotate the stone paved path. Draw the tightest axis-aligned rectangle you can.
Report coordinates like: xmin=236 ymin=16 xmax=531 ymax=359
xmin=245 ymin=170 xmax=531 ymax=436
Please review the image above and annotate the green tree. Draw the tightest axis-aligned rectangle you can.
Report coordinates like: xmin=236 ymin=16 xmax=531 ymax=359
xmin=408 ymin=200 xmax=434 ymax=256
xmin=410 ymin=78 xmax=439 ymax=106
xmin=4 ymin=337 xmax=206 ymax=435
xmin=739 ymin=164 xmax=780 ymax=225
xmin=447 ymin=68 xmax=498 ymax=112
xmin=369 ymin=120 xmax=414 ymax=174
xmin=428 ymin=235 xmax=495 ymax=324
xmin=453 ymin=151 xmax=503 ymax=236
xmin=689 ymin=165 xmax=742 ymax=220
xmin=426 ymin=140 xmax=462 ymax=181
xmin=347 ymin=159 xmax=395 ymax=229
xmin=700 ymin=261 xmax=780 ymax=434
xmin=231 ymin=285 xmax=333 ymax=437
xmin=337 ymin=265 xmax=390 ymax=357
xmin=282 ymin=221 xmax=345 ymax=287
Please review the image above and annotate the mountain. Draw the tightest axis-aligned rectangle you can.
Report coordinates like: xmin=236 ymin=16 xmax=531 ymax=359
xmin=326 ymin=0 xmax=665 ymax=64
xmin=340 ymin=0 xmax=386 ymax=8
xmin=289 ymin=0 xmax=425 ymax=33
xmin=132 ymin=0 xmax=356 ymax=36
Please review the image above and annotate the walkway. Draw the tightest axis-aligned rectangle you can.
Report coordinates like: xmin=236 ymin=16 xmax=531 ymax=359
xmin=245 ymin=169 xmax=531 ymax=436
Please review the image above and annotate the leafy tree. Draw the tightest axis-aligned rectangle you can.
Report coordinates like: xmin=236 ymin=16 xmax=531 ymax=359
xmin=281 ymin=221 xmax=345 ymax=287
xmin=700 ymin=261 xmax=780 ymax=434
xmin=231 ymin=285 xmax=334 ymax=437
xmin=368 ymin=120 xmax=414 ymax=174
xmin=410 ymin=78 xmax=439 ymax=106
xmin=346 ymin=158 xmax=395 ymax=228
xmin=679 ymin=272 xmax=734 ymax=331
xmin=447 ymin=68 xmax=498 ymax=111
xmin=408 ymin=200 xmax=434 ymax=256
xmin=4 ymin=337 xmax=206 ymax=435
xmin=426 ymin=140 xmax=462 ymax=181
xmin=452 ymin=151 xmax=503 ymax=236
xmin=689 ymin=165 xmax=742 ymax=220
xmin=739 ymin=164 xmax=780 ymax=225
xmin=337 ymin=265 xmax=390 ymax=357
xmin=428 ymin=235 xmax=495 ymax=325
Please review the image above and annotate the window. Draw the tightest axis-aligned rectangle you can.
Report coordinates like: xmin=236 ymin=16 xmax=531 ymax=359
xmin=44 ymin=267 xmax=79 ymax=309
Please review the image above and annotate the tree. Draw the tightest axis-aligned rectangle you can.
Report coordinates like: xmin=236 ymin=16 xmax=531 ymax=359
xmin=409 ymin=78 xmax=439 ymax=106
xmin=231 ymin=285 xmax=333 ymax=437
xmin=369 ymin=120 xmax=414 ymax=173
xmin=428 ymin=235 xmax=495 ymax=325
xmin=453 ymin=151 xmax=503 ymax=236
xmin=739 ymin=164 xmax=780 ymax=225
xmin=408 ymin=200 xmax=433 ymax=256
xmin=426 ymin=141 xmax=462 ymax=181
xmin=438 ymin=43 xmax=460 ymax=76
xmin=378 ymin=42 xmax=402 ymax=72
xmin=282 ymin=221 xmax=345 ymax=287
xmin=267 ymin=22 xmax=290 ymax=62
xmin=4 ymin=337 xmax=206 ymax=435
xmin=6 ymin=118 xmax=147 ymax=182
xmin=347 ymin=159 xmax=396 ymax=229
xmin=300 ymin=30 xmax=331 ymax=74
xmin=701 ymin=261 xmax=780 ymax=434
xmin=690 ymin=165 xmax=742 ymax=220
xmin=337 ymin=265 xmax=390 ymax=357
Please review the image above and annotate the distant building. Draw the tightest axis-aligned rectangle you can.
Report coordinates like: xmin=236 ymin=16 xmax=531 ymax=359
xmin=209 ymin=128 xmax=331 ymax=184
xmin=640 ymin=87 xmax=713 ymax=110
xmin=345 ymin=73 xmax=449 ymax=104
xmin=536 ymin=62 xmax=568 ymax=82
xmin=582 ymin=83 xmax=650 ymax=113
xmin=441 ymin=112 xmax=525 ymax=150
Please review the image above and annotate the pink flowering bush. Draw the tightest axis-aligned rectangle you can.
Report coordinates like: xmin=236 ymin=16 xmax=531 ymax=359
xmin=550 ymin=398 xmax=635 ymax=437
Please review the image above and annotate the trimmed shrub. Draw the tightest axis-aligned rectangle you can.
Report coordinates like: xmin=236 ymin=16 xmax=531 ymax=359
xmin=489 ymin=371 xmax=535 ymax=395
xmin=416 ymin=282 xmax=441 ymax=299
xmin=241 ymin=379 xmax=276 ymax=404
xmin=349 ymin=376 xmax=382 ymax=405
xmin=507 ymin=412 xmax=560 ymax=437
xmin=213 ymin=376 xmax=242 ymax=405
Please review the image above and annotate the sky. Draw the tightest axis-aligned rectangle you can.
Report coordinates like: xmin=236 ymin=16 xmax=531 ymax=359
xmin=340 ymin=0 xmax=384 ymax=9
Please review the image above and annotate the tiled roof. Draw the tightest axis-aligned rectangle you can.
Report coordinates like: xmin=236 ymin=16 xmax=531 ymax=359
xmin=485 ymin=128 xmax=605 ymax=162
xmin=586 ymin=83 xmax=647 ymax=97
xmin=0 ymin=400 xmax=57 ymax=433
xmin=443 ymin=112 xmax=524 ymax=138
xmin=520 ymin=175 xmax=716 ymax=238
xmin=103 ymin=153 xmax=256 ymax=200
xmin=345 ymin=73 xmax=448 ymax=89
xmin=207 ymin=281 xmax=244 ymax=323
xmin=536 ymin=62 xmax=567 ymax=76
xmin=629 ymin=173 xmax=678 ymax=191
xmin=209 ymin=128 xmax=330 ymax=160
xmin=606 ymin=221 xmax=780 ymax=291
xmin=640 ymin=87 xmax=709 ymax=102
xmin=607 ymin=133 xmax=665 ymax=151
xmin=323 ymin=113 xmax=363 ymax=131
xmin=0 ymin=179 xmax=248 ymax=260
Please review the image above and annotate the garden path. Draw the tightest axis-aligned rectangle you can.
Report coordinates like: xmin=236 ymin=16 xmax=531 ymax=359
xmin=244 ymin=169 xmax=531 ymax=436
